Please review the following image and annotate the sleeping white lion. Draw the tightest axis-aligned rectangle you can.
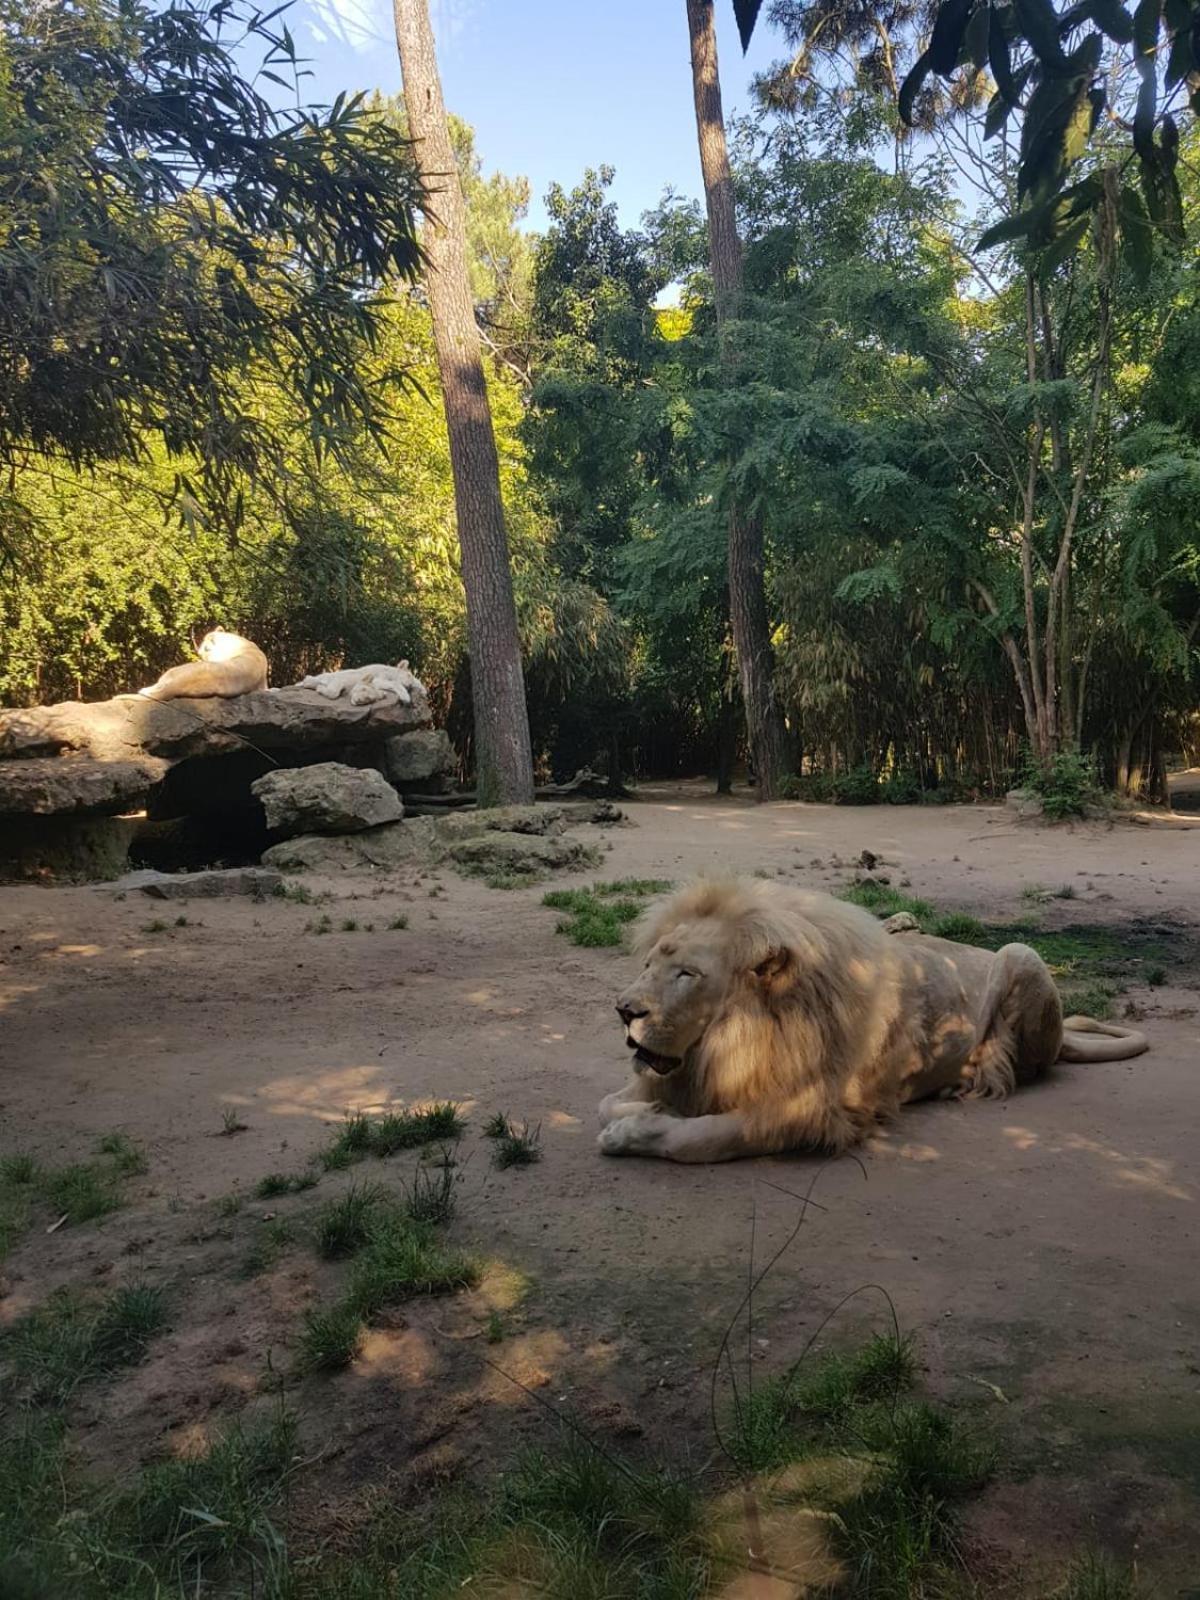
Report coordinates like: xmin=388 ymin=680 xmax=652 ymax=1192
xmin=294 ymin=660 xmax=425 ymax=708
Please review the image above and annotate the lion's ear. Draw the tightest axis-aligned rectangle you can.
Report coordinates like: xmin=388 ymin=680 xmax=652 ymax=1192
xmin=753 ymin=947 xmax=792 ymax=983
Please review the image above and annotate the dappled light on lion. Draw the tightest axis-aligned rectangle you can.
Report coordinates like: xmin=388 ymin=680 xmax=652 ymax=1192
xmin=598 ymin=878 xmax=1148 ymax=1164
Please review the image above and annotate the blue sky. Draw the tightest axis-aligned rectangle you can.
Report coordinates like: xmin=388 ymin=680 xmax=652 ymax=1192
xmin=288 ymin=0 xmax=786 ymax=231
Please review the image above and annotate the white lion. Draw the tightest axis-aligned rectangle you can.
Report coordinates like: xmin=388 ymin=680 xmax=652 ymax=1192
xmin=600 ymin=877 xmax=1148 ymax=1163
xmin=295 ymin=661 xmax=425 ymax=708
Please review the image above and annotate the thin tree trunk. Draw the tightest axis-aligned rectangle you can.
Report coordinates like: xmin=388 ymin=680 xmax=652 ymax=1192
xmin=685 ymin=0 xmax=790 ymax=800
xmin=392 ymin=0 xmax=534 ymax=806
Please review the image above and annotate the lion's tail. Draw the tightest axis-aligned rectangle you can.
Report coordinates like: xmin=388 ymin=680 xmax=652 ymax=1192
xmin=1058 ymin=1016 xmax=1149 ymax=1062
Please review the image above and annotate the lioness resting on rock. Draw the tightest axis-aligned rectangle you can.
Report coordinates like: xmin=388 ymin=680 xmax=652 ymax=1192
xmin=295 ymin=661 xmax=424 ymax=707
xmin=137 ymin=628 xmax=269 ymax=700
xmin=599 ymin=878 xmax=1147 ymax=1163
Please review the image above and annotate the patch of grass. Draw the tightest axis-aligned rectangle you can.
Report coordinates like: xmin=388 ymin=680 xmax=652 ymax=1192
xmin=482 ymin=1110 xmax=511 ymax=1141
xmin=488 ymin=1118 xmax=542 ymax=1170
xmin=543 ymin=878 xmax=671 ymax=949
xmin=241 ymin=1218 xmax=295 ymax=1277
xmin=1144 ymin=963 xmax=1167 ymax=987
xmin=371 ymin=1103 xmax=464 ymax=1156
xmin=1058 ymin=1551 xmax=1136 ymax=1599
xmin=840 ymin=881 xmax=935 ymax=921
xmin=485 ymin=1310 xmax=505 ymax=1344
xmin=593 ymin=877 xmax=674 ymax=897
xmin=0 ymin=1152 xmax=38 ymax=1185
xmin=216 ymin=1192 xmax=243 ymax=1218
xmin=305 ymin=912 xmax=334 ymax=935
xmin=386 ymin=913 xmax=409 ymax=929
xmin=297 ymin=1302 xmax=365 ymax=1372
xmin=117 ymin=1408 xmax=297 ymax=1588
xmin=275 ymin=879 xmax=316 ymax=904
xmin=219 ymin=1108 xmax=249 ymax=1136
xmin=321 ymin=1104 xmax=465 ymax=1171
xmin=927 ymin=910 xmax=987 ymax=942
xmin=728 ymin=1333 xmax=917 ymax=1474
xmin=139 ymin=918 xmax=168 ymax=933
xmin=402 ymin=1158 xmax=460 ymax=1226
xmin=347 ymin=1215 xmax=479 ymax=1316
xmin=96 ymin=1132 xmax=148 ymax=1176
xmin=340 ymin=917 xmax=359 ymax=932
xmin=1024 ymin=749 xmax=1106 ymax=820
xmin=484 ymin=871 xmax=533 ymax=890
xmin=253 ymin=1170 xmax=316 ymax=1200
xmin=314 ymin=1182 xmax=387 ymax=1259
xmin=1060 ymin=980 xmax=1118 ymax=1020
xmin=4 ymin=1283 xmax=168 ymax=1403
xmin=41 ymin=1162 xmax=122 ymax=1224
xmin=1021 ymin=882 xmax=1048 ymax=904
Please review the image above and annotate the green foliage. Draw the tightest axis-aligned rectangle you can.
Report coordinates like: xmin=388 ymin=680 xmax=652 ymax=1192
xmin=1024 ymin=750 xmax=1106 ymax=819
xmin=4 ymin=1284 xmax=167 ymax=1403
xmin=297 ymin=1302 xmax=365 ymax=1372
xmin=314 ymin=1184 xmax=388 ymax=1259
xmin=1058 ymin=1551 xmax=1137 ymax=1599
xmin=486 ymin=1118 xmax=544 ymax=1170
xmin=346 ymin=1218 xmax=480 ymax=1315
xmin=840 ymin=883 xmax=936 ymax=921
xmin=543 ymin=878 xmax=670 ymax=947
xmin=0 ymin=0 xmax=422 ymax=539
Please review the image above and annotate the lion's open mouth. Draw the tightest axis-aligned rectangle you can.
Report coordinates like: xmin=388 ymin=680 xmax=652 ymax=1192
xmin=627 ymin=1038 xmax=681 ymax=1075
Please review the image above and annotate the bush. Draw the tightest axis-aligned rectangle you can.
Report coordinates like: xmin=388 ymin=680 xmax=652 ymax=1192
xmin=1025 ymin=750 xmax=1105 ymax=820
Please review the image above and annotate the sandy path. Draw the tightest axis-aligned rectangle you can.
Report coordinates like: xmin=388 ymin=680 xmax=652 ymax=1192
xmin=2 ymin=790 xmax=1198 ymax=1586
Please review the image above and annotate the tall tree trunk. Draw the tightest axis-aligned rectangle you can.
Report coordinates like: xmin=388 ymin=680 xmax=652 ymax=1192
xmin=392 ymin=0 xmax=534 ymax=806
xmin=685 ymin=0 xmax=791 ymax=801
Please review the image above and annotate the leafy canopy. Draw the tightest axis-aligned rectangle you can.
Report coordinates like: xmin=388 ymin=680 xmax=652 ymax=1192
xmin=0 ymin=0 xmax=425 ymax=529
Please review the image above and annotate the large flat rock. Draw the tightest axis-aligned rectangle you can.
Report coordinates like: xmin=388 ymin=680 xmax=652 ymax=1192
xmin=0 ymin=686 xmax=432 ymax=817
xmin=0 ymin=755 xmax=169 ymax=816
xmin=0 ymin=685 xmax=430 ymax=765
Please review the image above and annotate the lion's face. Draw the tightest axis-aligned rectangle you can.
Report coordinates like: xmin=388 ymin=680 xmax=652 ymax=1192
xmin=616 ymin=923 xmax=735 ymax=1074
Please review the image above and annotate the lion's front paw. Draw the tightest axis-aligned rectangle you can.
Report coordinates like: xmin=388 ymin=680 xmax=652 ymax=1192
xmin=597 ymin=1113 xmax=671 ymax=1158
xmin=597 ymin=1093 xmax=660 ymax=1128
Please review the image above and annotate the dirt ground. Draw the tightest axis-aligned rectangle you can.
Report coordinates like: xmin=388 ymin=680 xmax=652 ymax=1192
xmin=2 ymin=787 xmax=1199 ymax=1592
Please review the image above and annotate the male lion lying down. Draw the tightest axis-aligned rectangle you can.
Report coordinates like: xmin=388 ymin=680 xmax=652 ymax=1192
xmin=599 ymin=878 xmax=1148 ymax=1163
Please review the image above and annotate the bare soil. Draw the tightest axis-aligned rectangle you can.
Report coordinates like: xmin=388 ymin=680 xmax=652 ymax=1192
xmin=2 ymin=786 xmax=1199 ymax=1591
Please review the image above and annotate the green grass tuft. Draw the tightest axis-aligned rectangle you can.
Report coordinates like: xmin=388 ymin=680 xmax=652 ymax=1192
xmin=297 ymin=1301 xmax=365 ymax=1372
xmin=543 ymin=878 xmax=672 ymax=948
xmin=491 ymin=1120 xmax=542 ymax=1170
xmin=347 ymin=1216 xmax=479 ymax=1315
xmin=0 ymin=1152 xmax=38 ymax=1185
xmin=96 ymin=1132 xmax=148 ymax=1176
xmin=402 ymin=1158 xmax=460 ymax=1226
xmin=1058 ymin=1551 xmax=1136 ymax=1600
xmin=840 ymin=881 xmax=935 ymax=921
xmin=240 ymin=1217 xmax=296 ymax=1277
xmin=314 ymin=1182 xmax=386 ymax=1259
xmin=41 ymin=1162 xmax=122 ymax=1224
xmin=253 ymin=1170 xmax=316 ymax=1199
xmin=5 ymin=1283 xmax=168 ymax=1403
xmin=118 ymin=1409 xmax=297 ymax=1585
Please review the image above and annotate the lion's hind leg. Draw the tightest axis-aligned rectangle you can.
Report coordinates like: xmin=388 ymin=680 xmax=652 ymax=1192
xmin=959 ymin=942 xmax=1062 ymax=1100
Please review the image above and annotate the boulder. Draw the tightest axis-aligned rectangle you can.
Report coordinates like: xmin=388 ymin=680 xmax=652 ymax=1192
xmin=433 ymin=804 xmax=566 ymax=841
xmin=1005 ymin=787 xmax=1045 ymax=819
xmin=384 ymin=728 xmax=456 ymax=788
xmin=111 ymin=866 xmax=284 ymax=899
xmin=262 ymin=818 xmax=436 ymax=872
xmin=446 ymin=829 xmax=597 ymax=878
xmin=252 ymin=762 xmax=403 ymax=837
xmin=881 ymin=912 xmax=921 ymax=935
xmin=0 ymin=755 xmax=168 ymax=817
xmin=0 ymin=684 xmax=430 ymax=767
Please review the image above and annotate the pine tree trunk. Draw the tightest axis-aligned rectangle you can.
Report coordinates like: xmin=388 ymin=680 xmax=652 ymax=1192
xmin=392 ymin=0 xmax=534 ymax=806
xmin=685 ymin=0 xmax=791 ymax=801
